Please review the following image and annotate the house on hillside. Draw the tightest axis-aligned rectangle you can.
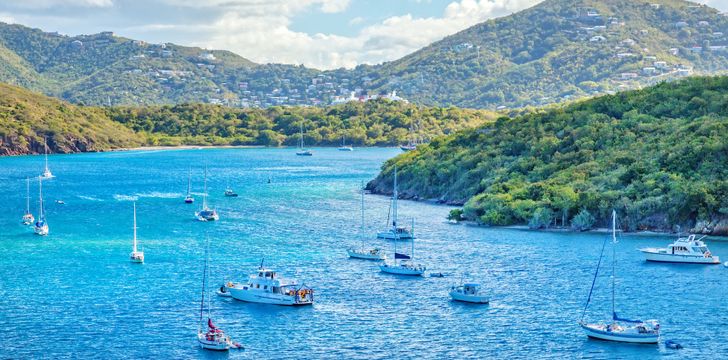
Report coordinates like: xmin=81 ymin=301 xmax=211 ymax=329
xmin=654 ymin=61 xmax=668 ymax=69
xmin=698 ymin=21 xmax=710 ymax=27
xmin=617 ymin=52 xmax=635 ymax=58
xmin=590 ymin=35 xmax=606 ymax=42
xmin=642 ymin=67 xmax=657 ymax=75
xmin=620 ymin=72 xmax=638 ymax=80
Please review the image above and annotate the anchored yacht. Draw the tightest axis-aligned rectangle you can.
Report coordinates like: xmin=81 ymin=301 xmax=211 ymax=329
xmin=229 ymin=266 xmax=314 ymax=306
xmin=639 ymin=234 xmax=720 ymax=264
xmin=449 ymin=283 xmax=489 ymax=304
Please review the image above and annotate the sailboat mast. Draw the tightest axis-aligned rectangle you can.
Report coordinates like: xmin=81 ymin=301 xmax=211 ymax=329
xmin=38 ymin=176 xmax=43 ymax=220
xmin=187 ymin=169 xmax=192 ymax=196
xmin=199 ymin=236 xmax=209 ymax=330
xmin=360 ymin=181 xmax=365 ymax=240
xmin=300 ymin=123 xmax=304 ymax=149
xmin=611 ymin=209 xmax=616 ymax=316
xmin=411 ymin=218 xmax=415 ymax=260
xmin=133 ymin=202 xmax=138 ymax=253
xmin=26 ymin=177 xmax=31 ymax=213
xmin=392 ymin=166 xmax=398 ymax=228
xmin=203 ymin=166 xmax=208 ymax=209
xmin=44 ymin=138 xmax=49 ymax=172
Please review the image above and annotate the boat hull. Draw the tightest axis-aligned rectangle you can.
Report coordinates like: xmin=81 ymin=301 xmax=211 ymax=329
xmin=640 ymin=250 xmax=720 ymax=264
xmin=379 ymin=264 xmax=425 ymax=276
xmin=229 ymin=287 xmax=313 ymax=306
xmin=198 ymin=336 xmax=230 ymax=351
xmin=449 ymin=291 xmax=489 ymax=304
xmin=347 ymin=249 xmax=385 ymax=260
xmin=376 ymin=232 xmax=414 ymax=240
xmin=580 ymin=324 xmax=658 ymax=344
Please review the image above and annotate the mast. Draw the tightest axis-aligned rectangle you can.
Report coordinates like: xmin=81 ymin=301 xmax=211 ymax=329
xmin=411 ymin=218 xmax=415 ymax=260
xmin=26 ymin=177 xmax=31 ymax=214
xmin=132 ymin=202 xmax=138 ymax=253
xmin=203 ymin=165 xmax=208 ymax=209
xmin=199 ymin=236 xmax=209 ymax=332
xmin=38 ymin=176 xmax=44 ymax=220
xmin=392 ymin=166 xmax=398 ymax=229
xmin=299 ymin=123 xmax=304 ymax=149
xmin=360 ymin=181 xmax=365 ymax=241
xmin=187 ymin=168 xmax=192 ymax=196
xmin=611 ymin=209 xmax=617 ymax=317
xmin=44 ymin=137 xmax=49 ymax=172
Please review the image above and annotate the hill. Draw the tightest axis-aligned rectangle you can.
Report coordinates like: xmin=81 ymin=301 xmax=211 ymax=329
xmin=1 ymin=0 xmax=728 ymax=109
xmin=366 ymin=76 xmax=728 ymax=235
xmin=0 ymin=82 xmax=497 ymax=154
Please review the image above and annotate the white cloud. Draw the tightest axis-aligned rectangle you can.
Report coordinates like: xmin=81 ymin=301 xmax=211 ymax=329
xmin=0 ymin=13 xmax=15 ymax=23
xmin=348 ymin=16 xmax=364 ymax=26
xmin=193 ymin=0 xmax=540 ymax=69
xmin=11 ymin=0 xmax=112 ymax=8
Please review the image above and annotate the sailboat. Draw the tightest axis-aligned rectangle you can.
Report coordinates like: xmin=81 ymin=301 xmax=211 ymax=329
xmin=130 ymin=202 xmax=144 ymax=263
xmin=579 ymin=210 xmax=660 ymax=343
xmin=195 ymin=166 xmax=219 ymax=221
xmin=22 ymin=177 xmax=35 ymax=225
xmin=377 ymin=167 xmax=414 ymax=240
xmin=185 ymin=168 xmax=195 ymax=204
xmin=347 ymin=181 xmax=385 ymax=260
xmin=338 ymin=134 xmax=353 ymax=151
xmin=40 ymin=137 xmax=54 ymax=179
xmin=296 ymin=122 xmax=313 ymax=156
xmin=197 ymin=237 xmax=241 ymax=351
xmin=379 ymin=217 xmax=425 ymax=276
xmin=33 ymin=176 xmax=49 ymax=236
xmin=400 ymin=124 xmax=417 ymax=152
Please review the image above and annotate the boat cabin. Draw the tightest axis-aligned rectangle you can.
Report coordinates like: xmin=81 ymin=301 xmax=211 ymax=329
xmin=669 ymin=235 xmax=709 ymax=255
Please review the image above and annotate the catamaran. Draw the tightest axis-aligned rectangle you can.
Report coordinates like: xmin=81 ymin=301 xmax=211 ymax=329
xmin=197 ymin=237 xmax=241 ymax=351
xmin=195 ymin=166 xmax=219 ymax=221
xmin=185 ymin=168 xmax=194 ymax=204
xmin=228 ymin=261 xmax=314 ymax=306
xmin=22 ymin=177 xmax=35 ymax=225
xmin=40 ymin=137 xmax=54 ymax=179
xmin=377 ymin=167 xmax=414 ymax=240
xmin=33 ymin=176 xmax=49 ymax=236
xmin=338 ymin=135 xmax=353 ymax=151
xmin=379 ymin=219 xmax=426 ymax=276
xmin=296 ymin=122 xmax=313 ymax=156
xmin=639 ymin=234 xmax=720 ymax=264
xmin=129 ymin=202 xmax=144 ymax=263
xmin=348 ymin=182 xmax=385 ymax=260
xmin=579 ymin=210 xmax=660 ymax=344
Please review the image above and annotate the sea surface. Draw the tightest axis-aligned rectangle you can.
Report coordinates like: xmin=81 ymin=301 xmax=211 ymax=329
xmin=0 ymin=148 xmax=726 ymax=359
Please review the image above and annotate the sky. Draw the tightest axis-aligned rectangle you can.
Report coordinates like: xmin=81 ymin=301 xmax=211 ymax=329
xmin=0 ymin=0 xmax=726 ymax=70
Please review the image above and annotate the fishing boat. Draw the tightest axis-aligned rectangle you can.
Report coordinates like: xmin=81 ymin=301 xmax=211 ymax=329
xmin=40 ymin=138 xmax=54 ymax=179
xmin=338 ymin=135 xmax=353 ymax=151
xmin=197 ymin=238 xmax=242 ymax=351
xmin=185 ymin=168 xmax=194 ymax=204
xmin=195 ymin=166 xmax=219 ymax=221
xmin=129 ymin=202 xmax=144 ymax=263
xmin=579 ymin=210 xmax=660 ymax=344
xmin=377 ymin=167 xmax=414 ymax=240
xmin=639 ymin=234 xmax=720 ymax=264
xmin=228 ymin=261 xmax=314 ymax=306
xmin=33 ymin=177 xmax=49 ymax=236
xmin=22 ymin=177 xmax=34 ymax=225
xmin=348 ymin=182 xmax=385 ymax=260
xmin=449 ymin=283 xmax=489 ymax=304
xmin=296 ymin=122 xmax=313 ymax=156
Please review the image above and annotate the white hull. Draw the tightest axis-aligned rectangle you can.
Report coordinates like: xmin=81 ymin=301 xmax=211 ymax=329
xmin=229 ymin=287 xmax=313 ymax=306
xmin=580 ymin=324 xmax=658 ymax=343
xmin=130 ymin=252 xmax=144 ymax=263
xmin=347 ymin=248 xmax=386 ymax=260
xmin=641 ymin=250 xmax=720 ymax=264
xmin=196 ymin=212 xmax=219 ymax=221
xmin=449 ymin=291 xmax=489 ymax=304
xmin=377 ymin=231 xmax=414 ymax=240
xmin=338 ymin=147 xmax=353 ymax=151
xmin=34 ymin=226 xmax=49 ymax=236
xmin=379 ymin=263 xmax=425 ymax=276
xmin=197 ymin=334 xmax=231 ymax=351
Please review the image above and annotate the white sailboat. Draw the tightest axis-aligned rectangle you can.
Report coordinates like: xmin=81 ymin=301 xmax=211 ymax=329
xmin=400 ymin=124 xmax=417 ymax=152
xmin=195 ymin=166 xmax=219 ymax=221
xmin=338 ymin=134 xmax=353 ymax=151
xmin=296 ymin=122 xmax=313 ymax=156
xmin=40 ymin=137 xmax=54 ymax=179
xmin=185 ymin=168 xmax=194 ymax=204
xmin=130 ymin=202 xmax=144 ymax=263
xmin=33 ymin=176 xmax=49 ymax=236
xmin=377 ymin=167 xmax=414 ymax=240
xmin=197 ymin=237 xmax=241 ymax=351
xmin=22 ymin=177 xmax=35 ymax=225
xmin=379 ymin=217 xmax=426 ymax=276
xmin=639 ymin=234 xmax=720 ymax=264
xmin=347 ymin=182 xmax=385 ymax=260
xmin=579 ymin=210 xmax=660 ymax=344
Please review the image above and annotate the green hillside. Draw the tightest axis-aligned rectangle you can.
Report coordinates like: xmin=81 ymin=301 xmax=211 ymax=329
xmin=367 ymin=76 xmax=728 ymax=235
xmin=1 ymin=0 xmax=728 ymax=109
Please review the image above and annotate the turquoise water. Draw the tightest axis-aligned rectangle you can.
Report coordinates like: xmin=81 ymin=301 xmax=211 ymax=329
xmin=0 ymin=148 xmax=726 ymax=359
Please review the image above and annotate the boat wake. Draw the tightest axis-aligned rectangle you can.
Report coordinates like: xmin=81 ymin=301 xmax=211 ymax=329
xmin=135 ymin=192 xmax=181 ymax=199
xmin=78 ymin=195 xmax=103 ymax=202
xmin=114 ymin=194 xmax=139 ymax=201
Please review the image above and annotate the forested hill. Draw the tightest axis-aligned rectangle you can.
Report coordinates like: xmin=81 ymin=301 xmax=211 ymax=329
xmin=1 ymin=0 xmax=728 ymax=109
xmin=367 ymin=76 xmax=728 ymax=235
xmin=0 ymin=82 xmax=497 ymax=155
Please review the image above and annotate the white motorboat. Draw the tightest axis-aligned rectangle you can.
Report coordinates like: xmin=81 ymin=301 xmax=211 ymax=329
xmin=197 ymin=238 xmax=242 ymax=351
xmin=129 ymin=202 xmax=144 ymax=263
xmin=40 ymin=137 xmax=54 ymax=179
xmin=33 ymin=176 xmax=49 ymax=236
xmin=185 ymin=168 xmax=194 ymax=204
xmin=295 ymin=122 xmax=313 ymax=156
xmin=195 ymin=166 xmax=219 ymax=221
xmin=22 ymin=177 xmax=35 ymax=225
xmin=338 ymin=135 xmax=353 ymax=151
xmin=229 ymin=265 xmax=314 ymax=306
xmin=639 ymin=234 xmax=720 ymax=264
xmin=579 ymin=210 xmax=660 ymax=344
xmin=449 ymin=283 xmax=489 ymax=304
xmin=348 ymin=181 xmax=386 ymax=260
xmin=377 ymin=167 xmax=414 ymax=240
xmin=224 ymin=188 xmax=238 ymax=197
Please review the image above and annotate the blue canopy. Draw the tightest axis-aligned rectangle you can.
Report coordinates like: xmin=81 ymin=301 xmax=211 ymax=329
xmin=394 ymin=253 xmax=411 ymax=260
xmin=613 ymin=312 xmax=643 ymax=323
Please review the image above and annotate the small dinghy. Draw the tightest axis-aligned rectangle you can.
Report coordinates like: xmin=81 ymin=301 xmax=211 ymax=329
xmin=665 ymin=340 xmax=683 ymax=350
xmin=429 ymin=272 xmax=446 ymax=278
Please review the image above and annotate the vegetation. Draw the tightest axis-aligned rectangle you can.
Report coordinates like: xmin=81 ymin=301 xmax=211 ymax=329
xmin=1 ymin=0 xmax=727 ymax=109
xmin=367 ymin=76 xmax=728 ymax=234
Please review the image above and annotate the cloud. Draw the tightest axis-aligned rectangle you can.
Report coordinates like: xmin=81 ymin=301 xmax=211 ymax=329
xmin=9 ymin=0 xmax=112 ymax=8
xmin=348 ymin=16 xmax=364 ymax=26
xmin=193 ymin=0 xmax=541 ymax=69
xmin=0 ymin=13 xmax=15 ymax=23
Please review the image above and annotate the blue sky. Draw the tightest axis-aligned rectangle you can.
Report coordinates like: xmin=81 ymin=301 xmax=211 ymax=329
xmin=0 ymin=0 xmax=725 ymax=70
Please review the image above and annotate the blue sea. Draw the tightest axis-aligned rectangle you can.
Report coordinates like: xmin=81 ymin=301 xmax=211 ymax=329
xmin=0 ymin=148 xmax=726 ymax=359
